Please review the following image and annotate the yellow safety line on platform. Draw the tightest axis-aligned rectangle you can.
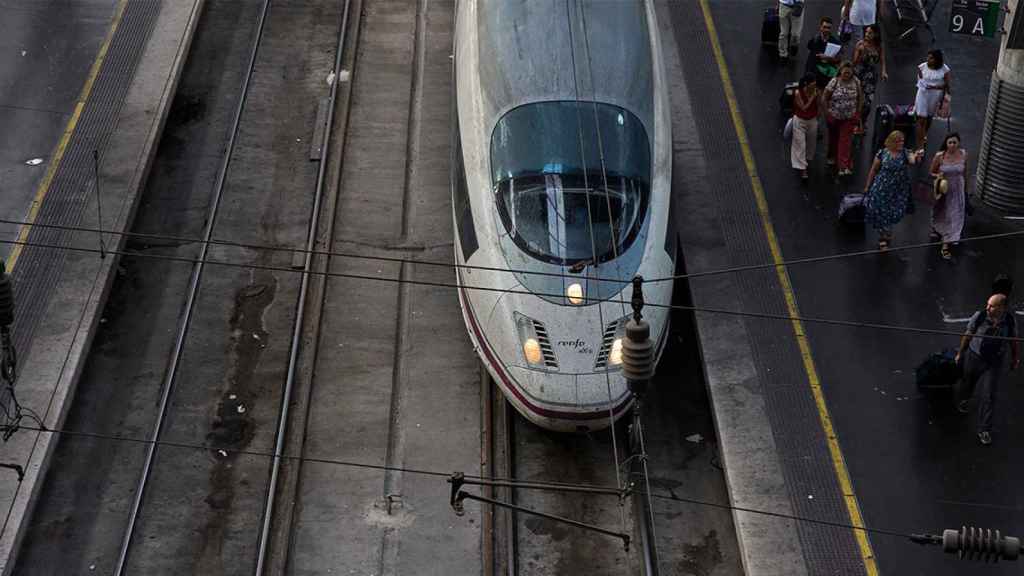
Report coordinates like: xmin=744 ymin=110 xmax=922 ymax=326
xmin=696 ymin=0 xmax=878 ymax=573
xmin=6 ymin=0 xmax=130 ymax=272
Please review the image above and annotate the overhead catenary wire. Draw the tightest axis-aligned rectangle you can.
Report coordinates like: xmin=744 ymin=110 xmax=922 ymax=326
xmin=573 ymin=0 xmax=659 ymax=570
xmin=3 ymin=237 xmax=1022 ymax=344
xmin=4 ymin=217 xmax=1024 ymax=287
xmin=563 ymin=0 xmax=629 ymax=552
xmin=10 ymin=421 xmax=922 ymax=543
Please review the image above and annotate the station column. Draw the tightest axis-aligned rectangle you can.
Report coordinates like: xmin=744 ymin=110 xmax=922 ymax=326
xmin=976 ymin=0 xmax=1024 ymax=213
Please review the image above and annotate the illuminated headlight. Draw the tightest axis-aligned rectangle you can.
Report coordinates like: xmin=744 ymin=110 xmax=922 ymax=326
xmin=567 ymin=283 xmax=584 ymax=305
xmin=515 ymin=313 xmax=550 ymax=368
xmin=523 ymin=338 xmax=543 ymax=365
xmin=609 ymin=338 xmax=623 ymax=366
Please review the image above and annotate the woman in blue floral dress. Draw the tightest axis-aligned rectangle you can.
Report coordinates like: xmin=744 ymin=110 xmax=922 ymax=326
xmin=863 ymin=130 xmax=925 ymax=249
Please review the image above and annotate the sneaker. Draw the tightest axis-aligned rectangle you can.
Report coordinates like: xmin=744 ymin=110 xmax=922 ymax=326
xmin=956 ymin=400 xmax=969 ymax=414
xmin=978 ymin=431 xmax=992 ymax=445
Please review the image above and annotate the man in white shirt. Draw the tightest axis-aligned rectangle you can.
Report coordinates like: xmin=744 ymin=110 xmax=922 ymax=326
xmin=778 ymin=0 xmax=805 ymax=61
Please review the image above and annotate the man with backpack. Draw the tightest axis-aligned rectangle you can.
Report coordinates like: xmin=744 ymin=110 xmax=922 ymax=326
xmin=955 ymin=293 xmax=1019 ymax=445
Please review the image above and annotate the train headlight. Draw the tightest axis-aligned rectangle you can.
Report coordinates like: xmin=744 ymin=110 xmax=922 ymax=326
xmin=523 ymin=338 xmax=543 ymax=365
xmin=566 ymin=283 xmax=584 ymax=305
xmin=515 ymin=313 xmax=551 ymax=368
xmin=609 ymin=338 xmax=623 ymax=366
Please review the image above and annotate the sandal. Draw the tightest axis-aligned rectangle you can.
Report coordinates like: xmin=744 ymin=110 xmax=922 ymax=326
xmin=878 ymin=239 xmax=890 ymax=251
xmin=941 ymin=244 xmax=952 ymax=260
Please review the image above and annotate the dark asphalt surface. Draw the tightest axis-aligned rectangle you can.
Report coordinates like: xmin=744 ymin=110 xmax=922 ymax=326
xmin=0 ymin=0 xmax=116 ymax=261
xmin=709 ymin=1 xmax=1024 ymax=574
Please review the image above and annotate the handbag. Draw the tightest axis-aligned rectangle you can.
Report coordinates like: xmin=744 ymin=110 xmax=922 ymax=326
xmin=839 ymin=18 xmax=854 ymax=43
xmin=784 ymin=117 xmax=794 ymax=140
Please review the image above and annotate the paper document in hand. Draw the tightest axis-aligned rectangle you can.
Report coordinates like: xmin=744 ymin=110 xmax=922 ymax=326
xmin=824 ymin=42 xmax=842 ymax=58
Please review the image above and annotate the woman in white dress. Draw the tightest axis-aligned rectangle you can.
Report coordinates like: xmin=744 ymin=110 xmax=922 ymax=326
xmin=914 ymin=49 xmax=952 ymax=149
xmin=843 ymin=0 xmax=878 ymax=39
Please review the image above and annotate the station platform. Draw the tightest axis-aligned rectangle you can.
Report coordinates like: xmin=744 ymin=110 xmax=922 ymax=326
xmin=664 ymin=0 xmax=1024 ymax=574
xmin=0 ymin=1 xmax=205 ymax=572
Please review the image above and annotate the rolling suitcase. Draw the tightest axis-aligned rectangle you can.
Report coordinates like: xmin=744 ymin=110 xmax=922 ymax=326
xmin=915 ymin=349 xmax=960 ymax=393
xmin=761 ymin=7 xmax=780 ymax=46
xmin=873 ymin=104 xmax=916 ymax=151
xmin=762 ymin=6 xmax=799 ymax=55
xmin=838 ymin=193 xmax=866 ymax=225
xmin=779 ymin=81 xmax=799 ymax=117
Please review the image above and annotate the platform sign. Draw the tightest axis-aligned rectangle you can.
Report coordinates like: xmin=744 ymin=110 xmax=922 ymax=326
xmin=950 ymin=0 xmax=1001 ymax=38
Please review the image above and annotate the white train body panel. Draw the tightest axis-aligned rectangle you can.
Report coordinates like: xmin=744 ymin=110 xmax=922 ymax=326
xmin=452 ymin=0 xmax=673 ymax=432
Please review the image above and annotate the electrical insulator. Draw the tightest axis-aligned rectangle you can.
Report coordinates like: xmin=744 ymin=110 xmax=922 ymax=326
xmin=0 ymin=262 xmax=13 ymax=328
xmin=622 ymin=319 xmax=654 ymax=395
xmin=944 ymin=527 xmax=1020 ymax=562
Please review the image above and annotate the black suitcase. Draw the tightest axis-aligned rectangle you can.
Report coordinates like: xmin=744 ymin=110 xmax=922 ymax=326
xmin=761 ymin=7 xmax=780 ymax=45
xmin=779 ymin=81 xmax=799 ymax=117
xmin=873 ymin=104 xmax=917 ymax=152
xmin=915 ymin=349 xmax=960 ymax=392
xmin=762 ymin=7 xmax=799 ymax=55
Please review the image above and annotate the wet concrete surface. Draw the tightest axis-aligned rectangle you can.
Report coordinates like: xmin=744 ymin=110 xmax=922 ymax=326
xmin=643 ymin=290 xmax=744 ymax=576
xmin=707 ymin=1 xmax=1024 ymax=573
xmin=13 ymin=0 xmax=271 ymax=572
xmin=0 ymin=1 xmax=117 ymax=260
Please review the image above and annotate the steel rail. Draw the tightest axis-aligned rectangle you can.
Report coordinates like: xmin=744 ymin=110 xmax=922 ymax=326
xmin=630 ymin=412 xmax=659 ymax=576
xmin=253 ymin=0 xmax=353 ymax=571
xmin=503 ymin=399 xmax=518 ymax=576
xmin=113 ymin=1 xmax=273 ymax=573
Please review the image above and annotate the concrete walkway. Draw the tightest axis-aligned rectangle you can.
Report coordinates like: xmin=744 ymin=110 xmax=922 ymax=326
xmin=0 ymin=1 xmax=205 ymax=573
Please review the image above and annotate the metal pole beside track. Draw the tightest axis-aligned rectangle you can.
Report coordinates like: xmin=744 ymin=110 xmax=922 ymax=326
xmin=253 ymin=0 xmax=353 ymax=572
xmin=114 ymin=1 xmax=273 ymax=573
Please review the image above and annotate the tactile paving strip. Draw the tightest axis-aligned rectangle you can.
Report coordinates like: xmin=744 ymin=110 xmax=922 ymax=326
xmin=668 ymin=2 xmax=867 ymax=574
xmin=11 ymin=1 xmax=160 ymax=362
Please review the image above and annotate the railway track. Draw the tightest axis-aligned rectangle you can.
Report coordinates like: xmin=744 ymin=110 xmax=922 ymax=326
xmin=14 ymin=1 xmax=705 ymax=574
xmin=21 ymin=0 xmax=484 ymax=572
xmin=483 ymin=375 xmax=659 ymax=576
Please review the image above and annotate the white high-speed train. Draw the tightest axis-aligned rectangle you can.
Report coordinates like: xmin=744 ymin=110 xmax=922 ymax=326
xmin=451 ymin=0 xmax=674 ymax=432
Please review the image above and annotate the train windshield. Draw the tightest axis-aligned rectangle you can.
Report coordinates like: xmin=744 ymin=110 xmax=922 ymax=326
xmin=491 ymin=102 xmax=650 ymax=266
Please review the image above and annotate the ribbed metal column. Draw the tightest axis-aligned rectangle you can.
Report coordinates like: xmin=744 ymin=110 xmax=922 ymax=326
xmin=976 ymin=0 xmax=1024 ymax=214
xmin=976 ymin=75 xmax=1024 ymax=213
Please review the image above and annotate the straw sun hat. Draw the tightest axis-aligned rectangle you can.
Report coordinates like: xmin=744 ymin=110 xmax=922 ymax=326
xmin=933 ymin=176 xmax=949 ymax=200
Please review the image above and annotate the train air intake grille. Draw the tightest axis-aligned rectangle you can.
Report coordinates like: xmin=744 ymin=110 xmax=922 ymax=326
xmin=594 ymin=318 xmax=625 ymax=370
xmin=533 ymin=320 xmax=558 ymax=368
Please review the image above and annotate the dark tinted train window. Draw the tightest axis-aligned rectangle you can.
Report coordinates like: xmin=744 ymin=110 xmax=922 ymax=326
xmin=489 ymin=101 xmax=650 ymax=266
xmin=452 ymin=114 xmax=478 ymax=259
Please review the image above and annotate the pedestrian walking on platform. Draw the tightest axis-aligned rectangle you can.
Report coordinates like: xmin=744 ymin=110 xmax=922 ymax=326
xmin=914 ymin=49 xmax=952 ymax=149
xmin=956 ymin=294 xmax=1020 ymax=446
xmin=791 ymin=74 xmax=819 ymax=181
xmin=852 ymin=24 xmax=887 ymax=121
xmin=824 ymin=62 xmax=862 ymax=176
xmin=807 ymin=17 xmax=842 ymax=88
xmin=842 ymin=0 xmax=879 ymax=40
xmin=778 ymin=0 xmax=805 ymax=61
xmin=863 ymin=130 xmax=924 ymax=250
xmin=928 ymin=132 xmax=966 ymax=260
